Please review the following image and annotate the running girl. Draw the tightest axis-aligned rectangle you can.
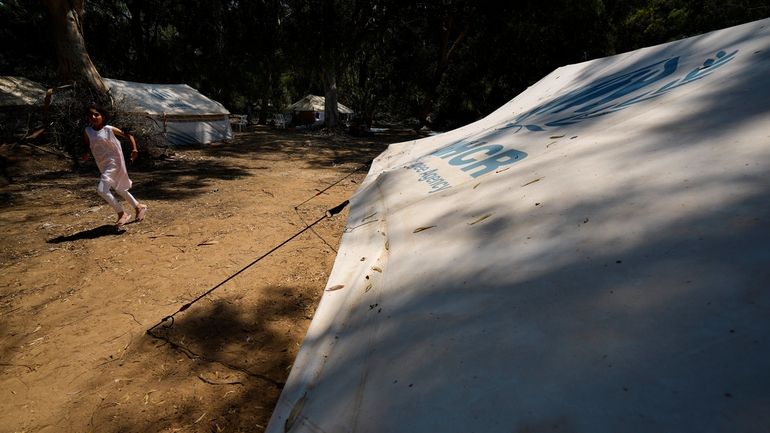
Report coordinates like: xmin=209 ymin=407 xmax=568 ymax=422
xmin=83 ymin=104 xmax=147 ymax=226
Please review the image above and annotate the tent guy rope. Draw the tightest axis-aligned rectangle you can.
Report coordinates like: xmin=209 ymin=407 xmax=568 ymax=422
xmin=292 ymin=159 xmax=373 ymax=253
xmin=293 ymin=159 xmax=372 ymax=209
xmin=146 ymin=199 xmax=350 ymax=335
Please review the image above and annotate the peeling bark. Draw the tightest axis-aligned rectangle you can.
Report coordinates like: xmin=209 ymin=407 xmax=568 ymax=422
xmin=42 ymin=0 xmax=108 ymax=95
xmin=322 ymin=67 xmax=340 ymax=128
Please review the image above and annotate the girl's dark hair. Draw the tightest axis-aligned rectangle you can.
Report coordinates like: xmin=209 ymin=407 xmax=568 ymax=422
xmin=86 ymin=103 xmax=110 ymax=122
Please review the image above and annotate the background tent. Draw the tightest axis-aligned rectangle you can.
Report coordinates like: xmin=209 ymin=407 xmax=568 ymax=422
xmin=0 ymin=76 xmax=47 ymax=138
xmin=104 ymin=78 xmax=232 ymax=146
xmin=0 ymin=76 xmax=46 ymax=108
xmin=267 ymin=18 xmax=770 ymax=433
xmin=287 ymin=94 xmax=353 ymax=125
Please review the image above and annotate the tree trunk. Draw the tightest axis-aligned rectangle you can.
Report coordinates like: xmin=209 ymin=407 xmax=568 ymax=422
xmin=42 ymin=0 xmax=108 ymax=95
xmin=418 ymin=15 xmax=468 ymax=128
xmin=259 ymin=98 xmax=269 ymax=125
xmin=322 ymin=67 xmax=339 ymax=129
xmin=125 ymin=0 xmax=147 ymax=75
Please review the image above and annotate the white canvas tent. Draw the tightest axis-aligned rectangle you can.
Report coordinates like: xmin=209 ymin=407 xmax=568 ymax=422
xmin=104 ymin=78 xmax=232 ymax=146
xmin=287 ymin=94 xmax=353 ymax=125
xmin=0 ymin=76 xmax=46 ymax=108
xmin=267 ymin=18 xmax=770 ymax=433
xmin=0 ymin=76 xmax=47 ymax=137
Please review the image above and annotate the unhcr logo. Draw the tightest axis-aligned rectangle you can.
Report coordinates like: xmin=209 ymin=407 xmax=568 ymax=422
xmin=409 ymin=49 xmax=736 ymax=193
xmin=502 ymin=49 xmax=738 ymax=132
xmin=430 ymin=140 xmax=527 ymax=178
xmin=407 ymin=139 xmax=528 ymax=193
xmin=410 ymin=162 xmax=452 ymax=193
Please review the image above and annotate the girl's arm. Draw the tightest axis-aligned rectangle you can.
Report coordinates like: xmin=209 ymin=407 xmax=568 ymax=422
xmin=82 ymin=129 xmax=91 ymax=161
xmin=112 ymin=127 xmax=139 ymax=161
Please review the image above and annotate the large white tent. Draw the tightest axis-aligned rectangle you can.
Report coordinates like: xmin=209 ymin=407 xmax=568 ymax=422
xmin=0 ymin=76 xmax=47 ymax=137
xmin=0 ymin=76 xmax=46 ymax=108
xmin=267 ymin=18 xmax=770 ymax=433
xmin=287 ymin=94 xmax=354 ymax=125
xmin=287 ymin=94 xmax=354 ymax=114
xmin=104 ymin=78 xmax=232 ymax=146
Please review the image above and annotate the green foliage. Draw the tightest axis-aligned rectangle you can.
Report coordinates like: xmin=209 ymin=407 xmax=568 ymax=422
xmin=616 ymin=0 xmax=769 ymax=52
xmin=2 ymin=0 xmax=768 ymax=131
xmin=0 ymin=0 xmax=57 ymax=84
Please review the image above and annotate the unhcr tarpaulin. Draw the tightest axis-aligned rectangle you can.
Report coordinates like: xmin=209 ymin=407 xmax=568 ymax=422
xmin=104 ymin=78 xmax=232 ymax=146
xmin=268 ymin=18 xmax=770 ymax=433
xmin=0 ymin=76 xmax=46 ymax=108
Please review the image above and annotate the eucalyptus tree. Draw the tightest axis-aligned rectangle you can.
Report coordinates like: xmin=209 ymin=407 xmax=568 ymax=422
xmin=41 ymin=0 xmax=108 ymax=95
xmin=224 ymin=0 xmax=289 ymax=120
xmin=281 ymin=0 xmax=390 ymax=128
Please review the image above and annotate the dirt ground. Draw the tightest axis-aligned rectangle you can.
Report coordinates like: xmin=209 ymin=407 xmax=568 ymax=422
xmin=0 ymin=127 xmax=415 ymax=433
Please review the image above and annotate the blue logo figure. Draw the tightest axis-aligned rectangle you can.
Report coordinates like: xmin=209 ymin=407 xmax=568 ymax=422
xmin=500 ymin=50 xmax=738 ymax=132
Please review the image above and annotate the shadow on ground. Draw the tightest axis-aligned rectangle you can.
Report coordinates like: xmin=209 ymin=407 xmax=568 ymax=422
xmin=81 ymin=284 xmax=314 ymax=433
xmin=47 ymin=224 xmax=126 ymax=243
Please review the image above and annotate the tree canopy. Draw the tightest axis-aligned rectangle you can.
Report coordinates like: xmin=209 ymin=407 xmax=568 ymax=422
xmin=1 ymin=0 xmax=767 ymax=130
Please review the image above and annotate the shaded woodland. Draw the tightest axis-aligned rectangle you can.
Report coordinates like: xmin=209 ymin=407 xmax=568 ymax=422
xmin=2 ymin=0 xmax=768 ymax=130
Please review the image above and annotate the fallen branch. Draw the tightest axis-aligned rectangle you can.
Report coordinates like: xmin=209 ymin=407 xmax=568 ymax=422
xmin=198 ymin=374 xmax=243 ymax=386
xmin=0 ymin=362 xmax=37 ymax=372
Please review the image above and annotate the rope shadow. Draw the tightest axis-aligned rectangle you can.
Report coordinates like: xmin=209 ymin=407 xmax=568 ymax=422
xmin=46 ymin=224 xmax=126 ymax=243
xmin=146 ymin=324 xmax=285 ymax=389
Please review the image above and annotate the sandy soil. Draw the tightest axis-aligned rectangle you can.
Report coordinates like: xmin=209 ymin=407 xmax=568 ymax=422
xmin=0 ymin=127 xmax=414 ymax=433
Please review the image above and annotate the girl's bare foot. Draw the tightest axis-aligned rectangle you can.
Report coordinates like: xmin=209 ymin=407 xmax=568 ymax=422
xmin=116 ymin=212 xmax=131 ymax=226
xmin=135 ymin=204 xmax=147 ymax=222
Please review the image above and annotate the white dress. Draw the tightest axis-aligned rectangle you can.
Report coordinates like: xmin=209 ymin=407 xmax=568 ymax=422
xmin=85 ymin=125 xmax=132 ymax=191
